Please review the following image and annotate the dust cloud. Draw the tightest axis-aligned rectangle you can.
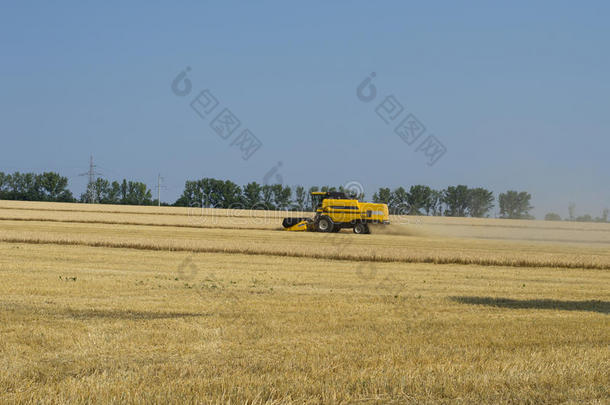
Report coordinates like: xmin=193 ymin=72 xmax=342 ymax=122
xmin=369 ymin=223 xmax=429 ymax=237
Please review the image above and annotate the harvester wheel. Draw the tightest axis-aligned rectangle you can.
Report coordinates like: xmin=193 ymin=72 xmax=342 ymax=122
xmin=316 ymin=216 xmax=334 ymax=232
xmin=353 ymin=222 xmax=369 ymax=234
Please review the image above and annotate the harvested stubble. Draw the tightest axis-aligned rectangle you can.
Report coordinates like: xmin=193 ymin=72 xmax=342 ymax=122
xmin=1 ymin=218 xmax=609 ymax=270
xmin=0 ymin=200 xmax=609 ymax=404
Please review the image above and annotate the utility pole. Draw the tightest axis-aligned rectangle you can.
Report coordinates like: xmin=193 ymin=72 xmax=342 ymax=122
xmin=79 ymin=155 xmax=102 ymax=203
xmin=157 ymin=174 xmax=164 ymax=207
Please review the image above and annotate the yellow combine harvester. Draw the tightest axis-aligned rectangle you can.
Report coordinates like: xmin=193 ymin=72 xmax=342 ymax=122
xmin=282 ymin=191 xmax=390 ymax=234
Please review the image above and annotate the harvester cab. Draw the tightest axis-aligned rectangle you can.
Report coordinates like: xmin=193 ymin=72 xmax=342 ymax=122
xmin=282 ymin=191 xmax=390 ymax=234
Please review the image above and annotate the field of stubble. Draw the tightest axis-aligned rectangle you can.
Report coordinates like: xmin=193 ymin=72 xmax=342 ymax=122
xmin=0 ymin=200 xmax=608 ymax=404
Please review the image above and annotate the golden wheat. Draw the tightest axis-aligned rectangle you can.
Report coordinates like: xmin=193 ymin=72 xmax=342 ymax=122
xmin=1 ymin=201 xmax=609 ymax=404
xmin=1 ymin=218 xmax=609 ymax=270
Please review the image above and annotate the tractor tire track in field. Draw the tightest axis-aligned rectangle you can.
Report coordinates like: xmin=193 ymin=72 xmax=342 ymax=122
xmin=2 ymin=235 xmax=609 ymax=270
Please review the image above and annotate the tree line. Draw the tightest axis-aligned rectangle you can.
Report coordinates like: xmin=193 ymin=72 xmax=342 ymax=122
xmin=545 ymin=204 xmax=609 ymax=223
xmin=0 ymin=172 xmax=75 ymax=202
xmin=0 ymin=172 xmax=154 ymax=205
xmin=147 ymin=177 xmax=536 ymax=219
xmin=370 ymin=185 xmax=533 ymax=219
xmin=1 ymin=171 xmax=607 ymax=222
xmin=174 ymin=178 xmax=365 ymax=211
xmin=81 ymin=178 xmax=154 ymax=205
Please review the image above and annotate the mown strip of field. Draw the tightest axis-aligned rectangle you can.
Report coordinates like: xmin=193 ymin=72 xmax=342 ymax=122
xmin=2 ymin=219 xmax=609 ymax=270
xmin=4 ymin=236 xmax=609 ymax=270
xmin=4 ymin=216 xmax=610 ymax=245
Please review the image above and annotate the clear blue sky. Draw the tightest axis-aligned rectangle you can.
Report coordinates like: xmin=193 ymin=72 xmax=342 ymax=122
xmin=1 ymin=1 xmax=608 ymax=218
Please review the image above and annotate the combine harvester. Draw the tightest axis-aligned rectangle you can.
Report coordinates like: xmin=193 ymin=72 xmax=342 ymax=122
xmin=282 ymin=191 xmax=390 ymax=234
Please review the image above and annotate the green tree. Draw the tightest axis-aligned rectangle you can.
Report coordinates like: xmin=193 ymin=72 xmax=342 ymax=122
xmin=7 ymin=172 xmax=40 ymax=200
xmin=108 ymin=181 xmax=122 ymax=204
xmin=467 ymin=187 xmax=494 ymax=217
xmin=174 ymin=180 xmax=201 ymax=207
xmin=272 ymin=184 xmax=292 ymax=210
xmin=25 ymin=173 xmax=42 ymax=200
xmin=0 ymin=172 xmax=7 ymax=199
xmin=261 ymin=184 xmax=275 ymax=210
xmin=544 ymin=212 xmax=562 ymax=221
xmin=199 ymin=178 xmax=215 ymax=207
xmin=174 ymin=178 xmax=218 ymax=207
xmin=307 ymin=186 xmax=319 ymax=210
xmin=38 ymin=172 xmax=74 ymax=202
xmin=428 ymin=190 xmax=443 ymax=216
xmin=372 ymin=187 xmax=392 ymax=205
xmin=0 ymin=171 xmax=73 ymax=202
xmin=219 ymin=180 xmax=242 ymax=208
xmin=96 ymin=179 xmax=120 ymax=204
xmin=443 ymin=185 xmax=470 ymax=217
xmin=407 ymin=185 xmax=433 ymax=215
xmin=498 ymin=191 xmax=533 ymax=219
xmin=120 ymin=179 xmax=128 ymax=203
xmin=389 ymin=187 xmax=409 ymax=214
xmin=320 ymin=185 xmax=337 ymax=193
xmin=80 ymin=183 xmax=94 ymax=203
xmin=242 ymin=182 xmax=262 ymax=209
xmin=575 ymin=214 xmax=593 ymax=222
xmin=81 ymin=178 xmax=110 ymax=203
xmin=294 ymin=186 xmax=306 ymax=211
xmin=204 ymin=179 xmax=223 ymax=207
xmin=122 ymin=181 xmax=153 ymax=205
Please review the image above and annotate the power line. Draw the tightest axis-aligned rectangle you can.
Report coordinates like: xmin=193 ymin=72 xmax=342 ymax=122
xmin=157 ymin=173 xmax=165 ymax=207
xmin=79 ymin=155 xmax=103 ymax=203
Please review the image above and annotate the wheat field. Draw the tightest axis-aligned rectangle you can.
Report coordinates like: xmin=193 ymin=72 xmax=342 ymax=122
xmin=0 ymin=200 xmax=609 ymax=404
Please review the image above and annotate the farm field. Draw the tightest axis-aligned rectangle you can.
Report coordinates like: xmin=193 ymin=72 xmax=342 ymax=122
xmin=0 ymin=200 xmax=609 ymax=404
